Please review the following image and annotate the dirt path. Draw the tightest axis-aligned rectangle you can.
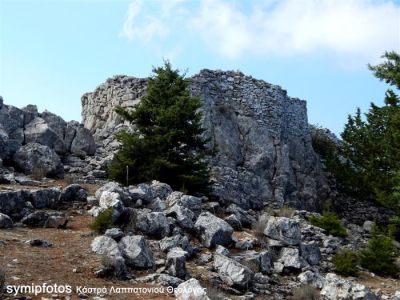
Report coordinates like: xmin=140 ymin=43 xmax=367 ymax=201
xmin=0 ymin=214 xmax=173 ymax=300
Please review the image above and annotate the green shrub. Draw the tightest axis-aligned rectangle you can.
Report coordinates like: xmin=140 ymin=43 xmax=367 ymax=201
xmin=90 ymin=208 xmax=113 ymax=234
xmin=333 ymin=249 xmax=359 ymax=276
xmin=360 ymin=230 xmax=398 ymax=276
xmin=309 ymin=212 xmax=347 ymax=238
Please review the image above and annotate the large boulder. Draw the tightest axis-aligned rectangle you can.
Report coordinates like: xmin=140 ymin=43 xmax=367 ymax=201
xmin=274 ymin=247 xmax=307 ymax=274
xmin=213 ymin=253 xmax=253 ymax=288
xmin=118 ymin=235 xmax=154 ymax=268
xmin=263 ymin=216 xmax=301 ymax=246
xmin=0 ymin=190 xmax=30 ymax=219
xmin=60 ymin=184 xmax=88 ymax=203
xmin=194 ymin=212 xmax=233 ymax=248
xmin=91 ymin=235 xmax=127 ymax=278
xmin=232 ymin=250 xmax=273 ymax=274
xmin=30 ymin=188 xmax=62 ymax=209
xmin=300 ymin=241 xmax=321 ymax=266
xmin=136 ymin=211 xmax=170 ymax=239
xmin=13 ymin=143 xmax=64 ymax=178
xmin=0 ymin=104 xmax=24 ymax=155
xmin=70 ymin=125 xmax=96 ymax=157
xmin=21 ymin=211 xmax=50 ymax=227
xmin=0 ymin=213 xmax=13 ymax=228
xmin=175 ymin=278 xmax=210 ymax=300
xmin=166 ymin=192 xmax=202 ymax=215
xmin=40 ymin=110 xmax=66 ymax=142
xmin=166 ymin=205 xmax=196 ymax=231
xmin=24 ymin=117 xmax=65 ymax=154
xmin=159 ymin=234 xmax=193 ymax=255
xmin=0 ymin=125 xmax=9 ymax=159
xmin=166 ymin=247 xmax=188 ymax=279
xmin=320 ymin=273 xmax=377 ymax=300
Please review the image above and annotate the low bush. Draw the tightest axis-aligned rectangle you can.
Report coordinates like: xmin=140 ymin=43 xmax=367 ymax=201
xmin=89 ymin=208 xmax=113 ymax=234
xmin=289 ymin=284 xmax=320 ymax=300
xmin=309 ymin=212 xmax=347 ymax=238
xmin=333 ymin=249 xmax=359 ymax=276
xmin=360 ymin=229 xmax=398 ymax=276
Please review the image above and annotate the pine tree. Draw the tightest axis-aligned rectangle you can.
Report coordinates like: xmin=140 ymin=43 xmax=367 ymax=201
xmin=339 ymin=52 xmax=400 ymax=210
xmin=108 ymin=62 xmax=210 ymax=194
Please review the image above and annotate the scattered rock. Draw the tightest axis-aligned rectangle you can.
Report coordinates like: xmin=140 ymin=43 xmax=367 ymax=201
xmin=166 ymin=247 xmax=188 ymax=279
xmin=195 ymin=212 xmax=233 ymax=248
xmin=213 ymin=253 xmax=253 ymax=288
xmin=175 ymin=278 xmax=210 ymax=300
xmin=263 ymin=217 xmax=301 ymax=246
xmin=0 ymin=213 xmax=13 ymax=228
xmin=118 ymin=235 xmax=154 ymax=268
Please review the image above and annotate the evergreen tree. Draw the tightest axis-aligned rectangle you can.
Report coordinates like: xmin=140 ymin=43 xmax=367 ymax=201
xmin=108 ymin=62 xmax=210 ymax=194
xmin=338 ymin=51 xmax=400 ymax=210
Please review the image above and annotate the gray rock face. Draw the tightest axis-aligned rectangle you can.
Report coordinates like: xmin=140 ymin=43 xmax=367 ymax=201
xmin=195 ymin=212 xmax=233 ymax=248
xmin=60 ymin=184 xmax=88 ymax=203
xmin=13 ymin=143 xmax=64 ymax=178
xmin=263 ymin=216 xmax=301 ymax=246
xmin=81 ymin=70 xmax=327 ymax=211
xmin=300 ymin=241 xmax=321 ymax=265
xmin=136 ymin=211 xmax=170 ymax=239
xmin=175 ymin=278 xmax=210 ymax=300
xmin=21 ymin=211 xmax=50 ymax=227
xmin=91 ymin=235 xmax=127 ymax=278
xmin=0 ymin=213 xmax=13 ymax=228
xmin=118 ymin=235 xmax=154 ymax=268
xmin=232 ymin=250 xmax=273 ymax=274
xmin=30 ymin=188 xmax=62 ymax=209
xmin=320 ymin=273 xmax=377 ymax=300
xmin=273 ymin=247 xmax=307 ymax=274
xmin=213 ymin=253 xmax=254 ymax=288
xmin=166 ymin=192 xmax=202 ymax=215
xmin=24 ymin=117 xmax=66 ymax=154
xmin=0 ymin=190 xmax=28 ymax=218
xmin=166 ymin=247 xmax=188 ymax=279
xmin=166 ymin=205 xmax=196 ymax=231
xmin=159 ymin=234 xmax=192 ymax=255
xmin=70 ymin=125 xmax=96 ymax=157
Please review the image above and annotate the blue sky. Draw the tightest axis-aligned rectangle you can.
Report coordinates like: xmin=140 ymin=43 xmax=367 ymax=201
xmin=1 ymin=0 xmax=399 ymax=135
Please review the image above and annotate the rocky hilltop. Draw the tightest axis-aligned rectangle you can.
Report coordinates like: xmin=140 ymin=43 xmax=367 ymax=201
xmin=81 ymin=70 xmax=328 ymax=212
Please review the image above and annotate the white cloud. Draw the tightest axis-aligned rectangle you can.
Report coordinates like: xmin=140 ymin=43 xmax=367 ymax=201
xmin=120 ymin=0 xmax=400 ymax=63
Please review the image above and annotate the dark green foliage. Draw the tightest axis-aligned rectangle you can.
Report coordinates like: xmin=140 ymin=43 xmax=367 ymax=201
xmin=360 ymin=228 xmax=398 ymax=276
xmin=368 ymin=51 xmax=400 ymax=89
xmin=108 ymin=62 xmax=210 ymax=194
xmin=333 ymin=249 xmax=359 ymax=276
xmin=309 ymin=212 xmax=347 ymax=237
xmin=314 ymin=52 xmax=400 ymax=211
xmin=90 ymin=208 xmax=113 ymax=234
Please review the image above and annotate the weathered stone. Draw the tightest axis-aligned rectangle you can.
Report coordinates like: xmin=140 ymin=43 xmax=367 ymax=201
xmin=150 ymin=180 xmax=173 ymax=200
xmin=224 ymin=214 xmax=242 ymax=231
xmin=24 ymin=117 xmax=65 ymax=153
xmin=156 ymin=274 xmax=184 ymax=288
xmin=13 ymin=143 xmax=64 ymax=178
xmin=21 ymin=211 xmax=50 ymax=227
xmin=166 ymin=247 xmax=188 ymax=279
xmin=30 ymin=188 xmax=62 ymax=209
xmin=82 ymin=71 xmax=327 ymax=211
xmin=70 ymin=125 xmax=96 ymax=157
xmin=0 ymin=213 xmax=13 ymax=228
xmin=195 ymin=212 xmax=233 ymax=248
xmin=175 ymin=278 xmax=210 ymax=300
xmin=300 ymin=241 xmax=321 ymax=266
xmin=98 ymin=191 xmax=124 ymax=221
xmin=118 ymin=235 xmax=154 ymax=268
xmin=166 ymin=205 xmax=196 ymax=231
xmin=60 ymin=184 xmax=88 ymax=203
xmin=263 ymin=217 xmax=301 ymax=246
xmin=226 ymin=204 xmax=256 ymax=228
xmin=320 ymin=273 xmax=377 ymax=300
xmin=104 ymin=228 xmax=125 ymax=241
xmin=159 ymin=234 xmax=193 ymax=255
xmin=232 ymin=250 xmax=272 ymax=274
xmin=298 ymin=270 xmax=325 ymax=289
xmin=0 ymin=190 xmax=29 ymax=218
xmin=136 ymin=211 xmax=170 ymax=239
xmin=91 ymin=235 xmax=127 ymax=278
xmin=166 ymin=192 xmax=202 ymax=215
xmin=213 ymin=253 xmax=254 ymax=288
xmin=274 ymin=248 xmax=307 ymax=274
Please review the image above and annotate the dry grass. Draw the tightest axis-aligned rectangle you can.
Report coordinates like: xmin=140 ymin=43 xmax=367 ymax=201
xmin=273 ymin=205 xmax=295 ymax=218
xmin=0 ymin=214 xmax=173 ymax=300
xmin=0 ymin=267 xmax=5 ymax=299
xmin=288 ymin=285 xmax=320 ymax=300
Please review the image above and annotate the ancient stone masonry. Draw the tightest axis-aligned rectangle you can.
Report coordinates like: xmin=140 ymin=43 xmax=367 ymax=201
xmin=82 ymin=70 xmax=328 ymax=211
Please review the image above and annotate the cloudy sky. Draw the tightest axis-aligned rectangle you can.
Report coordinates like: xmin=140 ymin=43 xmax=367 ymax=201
xmin=1 ymin=0 xmax=399 ymax=134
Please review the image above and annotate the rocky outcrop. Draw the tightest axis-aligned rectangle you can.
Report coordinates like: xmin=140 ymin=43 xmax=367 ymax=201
xmin=81 ymin=70 xmax=328 ymax=211
xmin=0 ymin=98 xmax=96 ymax=179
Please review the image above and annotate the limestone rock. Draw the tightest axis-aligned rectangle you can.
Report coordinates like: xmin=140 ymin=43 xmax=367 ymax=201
xmin=195 ymin=212 xmax=233 ymax=248
xmin=70 ymin=125 xmax=96 ymax=157
xmin=213 ymin=253 xmax=254 ymax=288
xmin=175 ymin=278 xmax=210 ymax=300
xmin=166 ymin=247 xmax=188 ymax=279
xmin=320 ymin=273 xmax=377 ymax=300
xmin=0 ymin=213 xmax=13 ymax=228
xmin=136 ymin=211 xmax=170 ymax=239
xmin=118 ymin=235 xmax=154 ymax=268
xmin=263 ymin=216 xmax=301 ymax=246
xmin=13 ymin=143 xmax=64 ymax=178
